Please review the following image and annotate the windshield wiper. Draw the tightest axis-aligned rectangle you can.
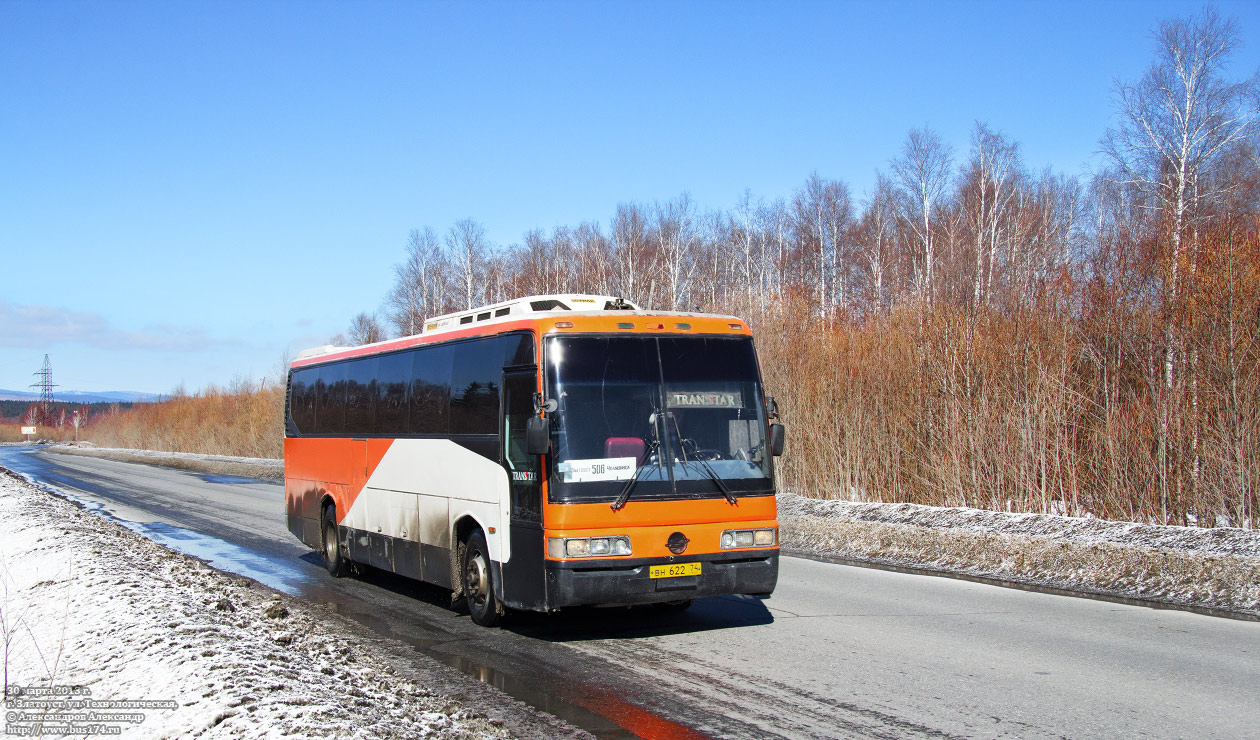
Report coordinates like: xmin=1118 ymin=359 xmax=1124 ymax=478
xmin=690 ymin=456 xmax=738 ymax=506
xmin=611 ymin=438 xmax=659 ymax=511
xmin=661 ymin=410 xmax=738 ymax=506
xmin=610 ymin=465 xmax=644 ymax=511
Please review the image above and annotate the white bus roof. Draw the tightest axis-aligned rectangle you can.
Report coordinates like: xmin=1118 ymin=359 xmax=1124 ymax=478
xmin=421 ymin=294 xmax=640 ymax=334
xmin=295 ymin=294 xmax=641 ymax=361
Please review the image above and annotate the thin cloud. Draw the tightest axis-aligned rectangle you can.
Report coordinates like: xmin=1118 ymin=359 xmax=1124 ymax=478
xmin=0 ymin=301 xmax=242 ymax=351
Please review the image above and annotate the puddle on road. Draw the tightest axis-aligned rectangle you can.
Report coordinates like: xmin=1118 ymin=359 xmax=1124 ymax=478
xmin=122 ymin=520 xmax=315 ymax=595
xmin=197 ymin=473 xmax=265 ymax=485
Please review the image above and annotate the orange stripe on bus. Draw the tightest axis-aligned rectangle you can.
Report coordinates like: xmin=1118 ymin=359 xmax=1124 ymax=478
xmin=284 ymin=437 xmax=393 ymax=520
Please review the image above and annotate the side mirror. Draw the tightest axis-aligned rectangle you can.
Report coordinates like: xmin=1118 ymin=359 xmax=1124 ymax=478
xmin=770 ymin=423 xmax=785 ymax=457
xmin=526 ymin=415 xmax=551 ymax=455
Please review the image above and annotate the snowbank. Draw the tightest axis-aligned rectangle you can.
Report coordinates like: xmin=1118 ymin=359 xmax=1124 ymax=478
xmin=0 ymin=471 xmax=585 ymax=739
xmin=779 ymin=492 xmax=1260 ymax=616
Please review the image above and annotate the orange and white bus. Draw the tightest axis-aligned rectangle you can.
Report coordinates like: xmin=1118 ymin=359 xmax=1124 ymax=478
xmin=284 ymin=294 xmax=784 ymax=626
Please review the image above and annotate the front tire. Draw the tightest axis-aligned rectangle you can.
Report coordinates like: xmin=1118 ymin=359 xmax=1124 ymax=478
xmin=462 ymin=530 xmax=502 ymax=627
xmin=322 ymin=505 xmax=349 ymax=578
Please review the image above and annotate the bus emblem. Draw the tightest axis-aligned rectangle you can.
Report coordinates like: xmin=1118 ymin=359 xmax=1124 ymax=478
xmin=667 ymin=532 xmax=690 ymax=555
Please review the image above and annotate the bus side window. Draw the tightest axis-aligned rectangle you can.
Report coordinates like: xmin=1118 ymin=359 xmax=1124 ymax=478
xmin=375 ymin=351 xmax=412 ymax=435
xmin=504 ymin=333 xmax=536 ymax=367
xmin=289 ymin=368 xmax=318 ymax=435
xmin=344 ymin=357 xmax=377 ymax=435
xmin=412 ymin=344 xmax=453 ymax=434
xmin=316 ymin=363 xmax=347 ymax=435
xmin=450 ymin=339 xmax=503 ymax=435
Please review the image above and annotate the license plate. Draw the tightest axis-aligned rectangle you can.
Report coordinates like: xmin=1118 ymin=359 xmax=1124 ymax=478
xmin=650 ymin=562 xmax=701 ymax=579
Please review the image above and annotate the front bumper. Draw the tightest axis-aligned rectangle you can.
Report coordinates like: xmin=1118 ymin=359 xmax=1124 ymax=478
xmin=543 ymin=550 xmax=778 ymax=609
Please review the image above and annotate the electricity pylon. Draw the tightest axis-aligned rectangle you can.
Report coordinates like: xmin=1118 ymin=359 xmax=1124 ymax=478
xmin=29 ymin=354 xmax=58 ymax=425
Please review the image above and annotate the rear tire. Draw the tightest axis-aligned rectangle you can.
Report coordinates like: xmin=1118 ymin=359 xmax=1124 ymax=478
xmin=462 ymin=530 xmax=502 ymax=627
xmin=322 ymin=505 xmax=349 ymax=578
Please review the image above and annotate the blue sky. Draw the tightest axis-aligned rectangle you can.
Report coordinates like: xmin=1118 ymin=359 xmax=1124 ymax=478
xmin=3 ymin=0 xmax=1259 ymax=395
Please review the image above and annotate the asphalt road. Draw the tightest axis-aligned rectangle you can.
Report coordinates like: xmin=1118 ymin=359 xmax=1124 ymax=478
xmin=3 ymin=446 xmax=1258 ymax=740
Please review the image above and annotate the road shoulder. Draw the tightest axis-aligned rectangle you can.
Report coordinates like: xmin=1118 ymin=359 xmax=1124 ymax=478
xmin=0 ymin=469 xmax=589 ymax=740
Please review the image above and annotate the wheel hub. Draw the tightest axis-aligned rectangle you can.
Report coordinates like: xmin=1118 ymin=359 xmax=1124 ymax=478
xmin=324 ymin=523 xmax=337 ymax=562
xmin=466 ymin=552 xmax=489 ymax=600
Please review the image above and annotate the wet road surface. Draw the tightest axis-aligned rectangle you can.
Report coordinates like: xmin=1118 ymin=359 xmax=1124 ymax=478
xmin=3 ymin=446 xmax=1258 ymax=740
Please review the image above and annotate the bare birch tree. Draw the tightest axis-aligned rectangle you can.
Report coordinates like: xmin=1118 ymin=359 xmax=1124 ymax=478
xmin=1101 ymin=7 xmax=1260 ymax=518
xmin=892 ymin=127 xmax=953 ymax=302
xmin=654 ymin=194 xmax=698 ymax=310
xmin=854 ymin=173 xmax=899 ymax=313
xmin=1102 ymin=6 xmax=1260 ymax=387
xmin=611 ymin=203 xmax=650 ymax=305
xmin=793 ymin=174 xmax=853 ymax=316
xmin=447 ymin=218 xmax=490 ymax=310
xmin=385 ymin=227 xmax=448 ymax=336
xmin=348 ymin=312 xmax=386 ymax=345
xmin=958 ymin=123 xmax=1021 ymax=306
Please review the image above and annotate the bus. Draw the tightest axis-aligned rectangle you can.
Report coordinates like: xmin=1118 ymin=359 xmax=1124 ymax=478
xmin=284 ymin=294 xmax=784 ymax=626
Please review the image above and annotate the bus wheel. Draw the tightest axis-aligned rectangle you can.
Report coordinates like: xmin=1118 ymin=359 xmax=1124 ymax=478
xmin=462 ymin=530 xmax=502 ymax=627
xmin=322 ymin=505 xmax=348 ymax=578
xmin=654 ymin=599 xmax=694 ymax=612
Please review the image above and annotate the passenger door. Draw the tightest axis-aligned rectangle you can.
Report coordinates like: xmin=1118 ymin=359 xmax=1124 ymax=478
xmin=502 ymin=371 xmax=542 ymax=522
xmin=500 ymin=369 xmax=546 ymax=609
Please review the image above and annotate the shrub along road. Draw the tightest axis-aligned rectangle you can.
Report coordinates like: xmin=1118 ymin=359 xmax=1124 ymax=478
xmin=1 ymin=445 xmax=1258 ymax=740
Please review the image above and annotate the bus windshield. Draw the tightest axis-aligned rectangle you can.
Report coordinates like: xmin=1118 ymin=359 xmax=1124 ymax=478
xmin=544 ymin=335 xmax=773 ymax=503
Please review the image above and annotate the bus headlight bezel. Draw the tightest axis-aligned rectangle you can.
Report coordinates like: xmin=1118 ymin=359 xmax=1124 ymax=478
xmin=720 ymin=528 xmax=777 ymax=549
xmin=547 ymin=536 xmax=632 ymax=559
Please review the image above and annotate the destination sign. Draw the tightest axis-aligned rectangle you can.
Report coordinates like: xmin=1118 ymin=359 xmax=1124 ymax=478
xmin=556 ymin=457 xmax=637 ymax=483
xmin=667 ymin=391 xmax=743 ymax=409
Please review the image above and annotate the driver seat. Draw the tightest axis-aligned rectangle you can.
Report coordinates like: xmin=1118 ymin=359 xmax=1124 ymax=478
xmin=604 ymin=437 xmax=646 ymax=465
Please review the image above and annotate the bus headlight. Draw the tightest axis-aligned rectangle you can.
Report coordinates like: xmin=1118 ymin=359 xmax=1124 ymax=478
xmin=547 ymin=536 xmax=632 ymax=558
xmin=720 ymin=528 xmax=776 ymax=549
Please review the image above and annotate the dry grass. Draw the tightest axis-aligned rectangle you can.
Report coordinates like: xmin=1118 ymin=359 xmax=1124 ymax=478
xmin=0 ymin=427 xmax=80 ymax=444
xmin=85 ymin=378 xmax=283 ymax=460
xmin=755 ymin=295 xmax=1260 ymax=529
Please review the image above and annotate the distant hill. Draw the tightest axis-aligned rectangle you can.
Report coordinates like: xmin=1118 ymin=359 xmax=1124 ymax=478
xmin=0 ymin=389 xmax=160 ymax=404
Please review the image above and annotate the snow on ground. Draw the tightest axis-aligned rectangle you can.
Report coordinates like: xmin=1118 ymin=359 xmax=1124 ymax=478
xmin=41 ymin=444 xmax=1260 ymax=616
xmin=779 ymin=492 xmax=1260 ymax=616
xmin=0 ymin=471 xmax=586 ymax=739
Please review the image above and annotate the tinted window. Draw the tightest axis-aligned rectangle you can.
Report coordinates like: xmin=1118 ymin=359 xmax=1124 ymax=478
xmin=344 ymin=358 xmax=377 ymax=434
xmin=504 ymin=371 xmax=541 ymax=522
xmin=544 ymin=335 xmax=771 ymax=503
xmin=411 ymin=344 xmax=454 ymax=434
xmin=316 ymin=363 xmax=347 ymax=434
xmin=289 ymin=368 xmax=317 ymax=434
xmin=450 ymin=337 xmax=504 ymax=434
xmin=504 ymin=332 xmax=536 ymax=367
xmin=375 ymin=351 xmax=412 ymax=434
